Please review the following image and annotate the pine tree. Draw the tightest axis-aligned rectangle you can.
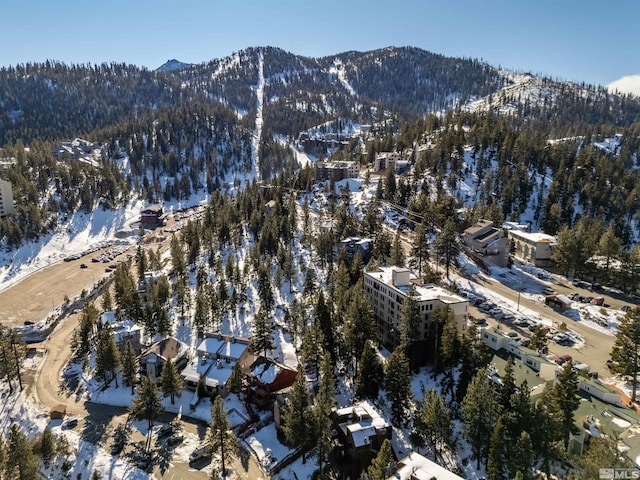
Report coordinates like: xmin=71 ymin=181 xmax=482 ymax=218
xmin=497 ymin=357 xmax=517 ymax=412
xmin=122 ymin=340 xmax=138 ymax=394
xmin=227 ymin=362 xmax=243 ymax=395
xmin=487 ymin=415 xmax=509 ymax=480
xmin=367 ymin=438 xmax=394 ymax=480
xmin=355 ymin=340 xmax=383 ymax=400
xmin=456 ymin=323 xmax=490 ymax=403
xmin=438 ymin=316 xmax=460 ymax=399
xmin=160 ymin=359 xmax=183 ymax=404
xmin=314 ymin=353 xmax=335 ymax=477
xmin=249 ymin=308 xmax=275 ymax=358
xmin=344 ymin=279 xmax=377 ymax=372
xmin=282 ymin=370 xmax=314 ymax=463
xmin=6 ymin=424 xmax=38 ymax=480
xmin=413 ymin=388 xmax=453 ymax=461
xmin=315 ymin=292 xmax=335 ymax=362
xmin=101 ymin=286 xmax=113 ymax=312
xmin=300 ymin=318 xmax=324 ymax=379
xmin=129 ymin=376 xmax=163 ymax=452
xmin=207 ymin=396 xmax=237 ymax=477
xmin=390 ymin=230 xmax=404 ymax=267
xmin=551 ymin=363 xmax=580 ymax=449
xmin=385 ymin=346 xmax=412 ymax=427
xmin=570 ymin=435 xmax=630 ymax=480
xmin=95 ymin=324 xmax=121 ymax=388
xmin=529 ymin=325 xmax=548 ymax=353
xmin=399 ymin=286 xmax=421 ymax=371
xmin=462 ymin=367 xmax=498 ymax=469
xmin=411 ymin=222 xmax=429 ymax=276
xmin=434 ymin=218 xmax=459 ymax=278
xmin=610 ymin=306 xmax=640 ymax=401
xmin=39 ymin=427 xmax=56 ymax=465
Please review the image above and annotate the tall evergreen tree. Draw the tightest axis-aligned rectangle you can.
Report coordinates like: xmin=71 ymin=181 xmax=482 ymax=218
xmin=39 ymin=427 xmax=56 ymax=466
xmin=385 ymin=346 xmax=412 ymax=427
xmin=487 ymin=415 xmax=509 ymax=480
xmin=207 ymin=396 xmax=237 ymax=477
xmin=551 ymin=363 xmax=580 ymax=449
xmin=434 ymin=217 xmax=459 ymax=278
xmin=413 ymin=388 xmax=453 ymax=461
xmin=282 ymin=370 xmax=314 ymax=463
xmin=314 ymin=353 xmax=335 ymax=478
xmin=367 ymin=438 xmax=394 ymax=480
xmin=95 ymin=324 xmax=121 ymax=388
xmin=129 ymin=376 xmax=163 ymax=452
xmin=315 ymin=292 xmax=335 ymax=362
xmin=462 ymin=367 xmax=498 ymax=469
xmin=355 ymin=340 xmax=383 ymax=400
xmin=343 ymin=279 xmax=377 ymax=373
xmin=411 ymin=222 xmax=429 ymax=276
xmin=610 ymin=306 xmax=640 ymax=402
xmin=122 ymin=340 xmax=138 ymax=394
xmin=399 ymin=286 xmax=421 ymax=371
xmin=159 ymin=359 xmax=184 ymax=404
xmin=249 ymin=308 xmax=275 ymax=358
xmin=6 ymin=424 xmax=37 ymax=480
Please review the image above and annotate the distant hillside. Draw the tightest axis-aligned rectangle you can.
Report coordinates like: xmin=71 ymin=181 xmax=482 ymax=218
xmin=156 ymin=59 xmax=193 ymax=73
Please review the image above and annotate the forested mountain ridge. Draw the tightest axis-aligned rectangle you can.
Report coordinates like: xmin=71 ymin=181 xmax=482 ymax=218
xmin=1 ymin=46 xmax=640 ymax=251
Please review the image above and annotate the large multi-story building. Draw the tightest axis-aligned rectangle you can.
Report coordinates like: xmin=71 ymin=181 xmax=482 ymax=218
xmin=314 ymin=160 xmax=359 ymax=181
xmin=363 ymin=266 xmax=468 ymax=365
xmin=0 ymin=178 xmax=15 ymax=217
xmin=507 ymin=229 xmax=556 ymax=266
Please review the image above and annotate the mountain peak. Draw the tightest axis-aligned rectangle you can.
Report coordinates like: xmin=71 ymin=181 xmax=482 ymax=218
xmin=156 ymin=59 xmax=192 ymax=73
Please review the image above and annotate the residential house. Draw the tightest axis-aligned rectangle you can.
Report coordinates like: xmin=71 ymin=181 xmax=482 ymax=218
xmin=389 ymin=451 xmax=464 ymax=480
xmin=336 ymin=236 xmax=374 ymax=264
xmin=99 ymin=311 xmax=142 ymax=354
xmin=52 ymin=138 xmax=103 ymax=166
xmin=331 ymin=401 xmax=393 ymax=472
xmin=363 ymin=266 xmax=468 ymax=366
xmin=140 ymin=205 xmax=166 ymax=228
xmin=0 ymin=178 xmax=15 ymax=217
xmin=181 ymin=334 xmax=250 ymax=396
xmin=140 ymin=336 xmax=190 ymax=380
xmin=461 ymin=219 xmax=510 ymax=267
xmin=244 ymin=356 xmax=298 ymax=409
xmin=508 ymin=229 xmax=556 ymax=266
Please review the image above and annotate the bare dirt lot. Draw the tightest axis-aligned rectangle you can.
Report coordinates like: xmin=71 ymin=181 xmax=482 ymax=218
xmin=0 ymin=246 xmax=125 ymax=328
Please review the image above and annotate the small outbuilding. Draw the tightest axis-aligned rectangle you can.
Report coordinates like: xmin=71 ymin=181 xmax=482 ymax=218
xmin=50 ymin=404 xmax=67 ymax=420
xmin=545 ymin=294 xmax=573 ymax=311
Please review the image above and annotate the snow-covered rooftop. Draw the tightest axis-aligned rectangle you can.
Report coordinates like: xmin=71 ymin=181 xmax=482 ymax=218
xmin=392 ymin=452 xmax=464 ymax=480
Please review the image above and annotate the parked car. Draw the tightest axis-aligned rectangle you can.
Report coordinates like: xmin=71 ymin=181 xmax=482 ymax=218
xmin=542 ymin=287 xmax=555 ymax=295
xmin=189 ymin=442 xmax=211 ymax=462
xmin=62 ymin=417 xmax=78 ymax=429
xmin=80 ymin=263 xmax=88 ymax=269
xmin=167 ymin=433 xmax=184 ymax=446
xmin=591 ymin=297 xmax=605 ymax=306
xmin=157 ymin=424 xmax=172 ymax=438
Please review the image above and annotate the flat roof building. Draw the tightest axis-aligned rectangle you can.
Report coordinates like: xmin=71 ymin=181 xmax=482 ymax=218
xmin=363 ymin=266 xmax=468 ymax=366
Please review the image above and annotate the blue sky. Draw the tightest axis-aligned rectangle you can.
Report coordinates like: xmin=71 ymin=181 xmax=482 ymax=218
xmin=2 ymin=0 xmax=638 ymax=88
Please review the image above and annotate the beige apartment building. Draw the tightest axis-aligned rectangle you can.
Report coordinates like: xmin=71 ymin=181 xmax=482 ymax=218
xmin=363 ymin=266 xmax=468 ymax=365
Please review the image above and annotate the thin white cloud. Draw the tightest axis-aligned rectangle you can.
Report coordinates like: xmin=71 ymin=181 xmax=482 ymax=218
xmin=607 ymin=75 xmax=640 ymax=97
